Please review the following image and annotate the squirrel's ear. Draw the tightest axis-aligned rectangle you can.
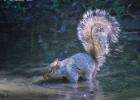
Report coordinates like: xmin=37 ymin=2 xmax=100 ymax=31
xmin=54 ymin=58 xmax=60 ymax=67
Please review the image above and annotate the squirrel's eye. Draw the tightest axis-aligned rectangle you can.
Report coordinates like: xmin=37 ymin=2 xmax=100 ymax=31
xmin=49 ymin=70 xmax=53 ymax=73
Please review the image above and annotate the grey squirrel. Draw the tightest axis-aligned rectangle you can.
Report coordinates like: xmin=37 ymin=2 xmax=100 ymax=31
xmin=43 ymin=9 xmax=120 ymax=83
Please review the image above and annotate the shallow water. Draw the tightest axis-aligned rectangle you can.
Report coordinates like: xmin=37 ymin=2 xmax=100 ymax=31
xmin=0 ymin=33 xmax=140 ymax=100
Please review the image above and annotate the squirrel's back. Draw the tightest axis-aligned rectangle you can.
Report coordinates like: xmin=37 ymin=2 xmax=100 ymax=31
xmin=77 ymin=9 xmax=120 ymax=68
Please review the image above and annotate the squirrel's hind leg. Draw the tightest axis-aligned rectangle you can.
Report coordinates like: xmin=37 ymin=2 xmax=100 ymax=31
xmin=83 ymin=65 xmax=96 ymax=81
xmin=83 ymin=70 xmax=93 ymax=81
xmin=67 ymin=72 xmax=79 ymax=88
xmin=67 ymin=70 xmax=79 ymax=83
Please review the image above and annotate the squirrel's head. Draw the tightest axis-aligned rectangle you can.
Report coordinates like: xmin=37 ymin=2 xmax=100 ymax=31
xmin=43 ymin=58 xmax=61 ymax=80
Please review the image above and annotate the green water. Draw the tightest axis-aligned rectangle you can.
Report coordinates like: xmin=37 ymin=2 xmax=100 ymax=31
xmin=0 ymin=33 xmax=140 ymax=100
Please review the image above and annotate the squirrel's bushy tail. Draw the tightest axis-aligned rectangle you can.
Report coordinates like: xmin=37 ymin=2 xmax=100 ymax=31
xmin=77 ymin=9 xmax=120 ymax=68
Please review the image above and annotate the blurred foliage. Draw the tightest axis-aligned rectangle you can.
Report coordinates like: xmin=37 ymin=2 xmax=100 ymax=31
xmin=79 ymin=0 xmax=128 ymax=18
xmin=2 ymin=0 xmax=31 ymax=13
xmin=111 ymin=1 xmax=127 ymax=18
xmin=51 ymin=0 xmax=61 ymax=12
xmin=1 ymin=0 xmax=140 ymax=18
xmin=50 ymin=0 xmax=139 ymax=19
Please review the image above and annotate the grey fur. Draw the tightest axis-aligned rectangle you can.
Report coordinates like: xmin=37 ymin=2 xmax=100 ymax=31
xmin=45 ymin=53 xmax=96 ymax=83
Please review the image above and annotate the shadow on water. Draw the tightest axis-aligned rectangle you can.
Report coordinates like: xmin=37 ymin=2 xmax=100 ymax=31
xmin=0 ymin=33 xmax=140 ymax=100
